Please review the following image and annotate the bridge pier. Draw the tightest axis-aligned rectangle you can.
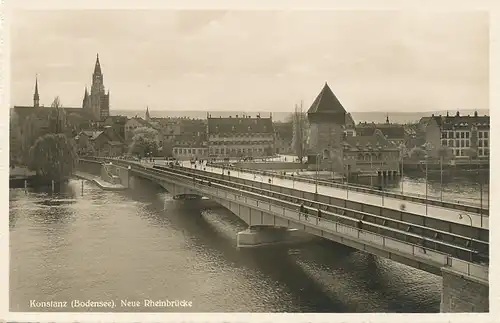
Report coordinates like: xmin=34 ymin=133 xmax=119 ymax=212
xmin=440 ymin=267 xmax=489 ymax=313
xmin=237 ymin=226 xmax=312 ymax=248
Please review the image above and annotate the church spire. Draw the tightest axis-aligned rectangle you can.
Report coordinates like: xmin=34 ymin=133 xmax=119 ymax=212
xmin=94 ymin=53 xmax=102 ymax=75
xmin=33 ymin=75 xmax=40 ymax=108
xmin=145 ymin=106 xmax=151 ymax=121
xmin=386 ymin=113 xmax=389 ymax=124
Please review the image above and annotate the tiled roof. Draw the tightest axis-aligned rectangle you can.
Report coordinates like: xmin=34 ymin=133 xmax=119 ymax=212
xmin=173 ymin=133 xmax=207 ymax=147
xmin=81 ymin=130 xmax=104 ymax=140
xmin=105 ymin=115 xmax=128 ymax=124
xmin=435 ymin=114 xmax=489 ymax=130
xmin=208 ymin=117 xmax=273 ymax=135
xmin=356 ymin=123 xmax=405 ymax=139
xmin=343 ymin=130 xmax=398 ymax=151
xmin=307 ymin=82 xmax=347 ymax=115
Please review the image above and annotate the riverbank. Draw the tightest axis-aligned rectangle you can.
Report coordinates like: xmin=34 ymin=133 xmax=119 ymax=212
xmin=74 ymin=171 xmax=127 ymax=191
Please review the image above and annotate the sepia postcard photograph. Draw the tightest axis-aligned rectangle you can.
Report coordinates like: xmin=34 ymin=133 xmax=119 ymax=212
xmin=3 ymin=0 xmax=496 ymax=322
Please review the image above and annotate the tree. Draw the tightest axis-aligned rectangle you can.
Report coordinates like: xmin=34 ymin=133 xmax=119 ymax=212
xmin=291 ymin=102 xmax=308 ymax=163
xmin=27 ymin=133 xmax=78 ymax=182
xmin=10 ymin=110 xmax=22 ymax=165
xmin=21 ymin=114 xmax=41 ymax=165
xmin=409 ymin=147 xmax=426 ymax=161
xmin=130 ymin=127 xmax=160 ymax=157
xmin=49 ymin=96 xmax=67 ymax=134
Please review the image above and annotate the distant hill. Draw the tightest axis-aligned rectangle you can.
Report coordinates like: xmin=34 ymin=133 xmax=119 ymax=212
xmin=113 ymin=109 xmax=490 ymax=124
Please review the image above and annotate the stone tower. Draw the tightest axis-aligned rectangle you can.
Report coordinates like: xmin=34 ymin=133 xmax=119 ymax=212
xmin=87 ymin=54 xmax=110 ymax=120
xmin=33 ymin=76 xmax=40 ymax=108
xmin=307 ymin=82 xmax=347 ymax=171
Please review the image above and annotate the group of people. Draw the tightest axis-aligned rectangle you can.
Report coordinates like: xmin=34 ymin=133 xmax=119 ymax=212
xmin=298 ymin=203 xmax=322 ymax=221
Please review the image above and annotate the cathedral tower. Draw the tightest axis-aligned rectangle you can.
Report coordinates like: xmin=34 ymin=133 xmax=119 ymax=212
xmin=33 ymin=75 xmax=40 ymax=108
xmin=87 ymin=53 xmax=110 ymax=120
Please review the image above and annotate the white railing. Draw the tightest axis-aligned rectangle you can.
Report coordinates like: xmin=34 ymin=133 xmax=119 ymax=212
xmin=204 ymin=162 xmax=488 ymax=210
xmin=135 ymin=167 xmax=489 ymax=282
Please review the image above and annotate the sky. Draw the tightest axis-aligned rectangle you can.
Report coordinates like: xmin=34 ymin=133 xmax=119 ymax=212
xmin=10 ymin=10 xmax=489 ymax=112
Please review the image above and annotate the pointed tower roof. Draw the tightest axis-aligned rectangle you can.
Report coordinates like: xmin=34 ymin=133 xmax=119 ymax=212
xmin=93 ymin=53 xmax=102 ymax=75
xmin=84 ymin=86 xmax=89 ymax=98
xmin=145 ymin=106 xmax=151 ymax=120
xmin=34 ymin=75 xmax=39 ymax=98
xmin=307 ymin=82 xmax=347 ymax=115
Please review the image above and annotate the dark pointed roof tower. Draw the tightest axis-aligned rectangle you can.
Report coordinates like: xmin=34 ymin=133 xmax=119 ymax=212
xmin=94 ymin=53 xmax=102 ymax=75
xmin=145 ymin=106 xmax=151 ymax=121
xmin=307 ymin=82 xmax=347 ymax=124
xmin=33 ymin=75 xmax=40 ymax=108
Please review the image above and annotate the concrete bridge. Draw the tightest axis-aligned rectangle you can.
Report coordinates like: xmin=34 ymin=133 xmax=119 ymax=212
xmin=77 ymin=158 xmax=489 ymax=313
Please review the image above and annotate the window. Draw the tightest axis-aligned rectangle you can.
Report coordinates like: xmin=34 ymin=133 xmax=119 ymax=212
xmin=460 ymin=132 xmax=465 ymax=139
xmin=484 ymin=140 xmax=488 ymax=147
xmin=479 ymin=141 xmax=483 ymax=147
xmin=448 ymin=140 xmax=454 ymax=147
xmin=465 ymin=140 xmax=469 ymax=147
xmin=466 ymin=132 xmax=470 ymax=138
xmin=455 ymin=139 xmax=460 ymax=147
xmin=442 ymin=132 xmax=448 ymax=139
xmin=484 ymin=132 xmax=489 ymax=139
xmin=479 ymin=132 xmax=483 ymax=138
xmin=479 ymin=148 xmax=483 ymax=156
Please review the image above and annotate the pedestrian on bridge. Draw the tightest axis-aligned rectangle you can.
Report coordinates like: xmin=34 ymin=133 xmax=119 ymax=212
xmin=299 ymin=203 xmax=305 ymax=219
xmin=317 ymin=209 xmax=322 ymax=221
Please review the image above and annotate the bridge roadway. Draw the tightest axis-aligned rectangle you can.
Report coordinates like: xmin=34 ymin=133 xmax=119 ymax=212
xmin=174 ymin=161 xmax=488 ymax=230
xmin=98 ymin=158 xmax=489 ymax=248
xmin=113 ymin=160 xmax=488 ymax=281
xmin=206 ymin=162 xmax=488 ymax=210
xmin=92 ymin=158 xmax=488 ymax=258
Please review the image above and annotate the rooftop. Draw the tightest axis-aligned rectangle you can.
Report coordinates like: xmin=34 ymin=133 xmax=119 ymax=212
xmin=307 ymin=82 xmax=347 ymax=115
xmin=207 ymin=116 xmax=274 ymax=135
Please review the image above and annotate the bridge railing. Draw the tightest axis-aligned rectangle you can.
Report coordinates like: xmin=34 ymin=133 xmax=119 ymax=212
xmin=133 ymin=166 xmax=489 ymax=282
xmin=88 ymin=157 xmax=489 ymax=236
xmin=203 ymin=162 xmax=489 ymax=213
xmin=154 ymin=163 xmax=489 ymax=258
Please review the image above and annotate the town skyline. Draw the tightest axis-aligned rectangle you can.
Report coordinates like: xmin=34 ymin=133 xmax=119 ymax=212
xmin=11 ymin=10 xmax=489 ymax=112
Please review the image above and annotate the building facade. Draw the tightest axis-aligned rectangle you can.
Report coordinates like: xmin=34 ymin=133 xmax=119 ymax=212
xmin=207 ymin=114 xmax=274 ymax=158
xmin=422 ymin=111 xmax=489 ymax=158
xmin=172 ymin=133 xmax=208 ymax=160
xmin=342 ymin=129 xmax=400 ymax=174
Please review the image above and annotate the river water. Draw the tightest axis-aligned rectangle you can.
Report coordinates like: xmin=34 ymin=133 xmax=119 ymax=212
xmin=12 ymin=174 xmax=480 ymax=313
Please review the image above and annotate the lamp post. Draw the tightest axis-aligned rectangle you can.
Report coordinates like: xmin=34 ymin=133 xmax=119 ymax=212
xmin=315 ymin=153 xmax=320 ymax=198
xmin=440 ymin=155 xmax=443 ymax=201
xmin=345 ymin=164 xmax=349 ymax=199
xmin=370 ymin=152 xmax=373 ymax=187
xmin=459 ymin=213 xmax=474 ymax=262
xmin=399 ymin=143 xmax=405 ymax=195
xmin=425 ymin=153 xmax=428 ymax=215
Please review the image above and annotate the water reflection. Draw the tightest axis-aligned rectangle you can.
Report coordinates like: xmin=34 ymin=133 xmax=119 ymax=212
xmin=10 ymin=178 xmax=442 ymax=313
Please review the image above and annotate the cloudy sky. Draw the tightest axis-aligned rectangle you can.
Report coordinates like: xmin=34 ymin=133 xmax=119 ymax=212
xmin=10 ymin=10 xmax=489 ymax=112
